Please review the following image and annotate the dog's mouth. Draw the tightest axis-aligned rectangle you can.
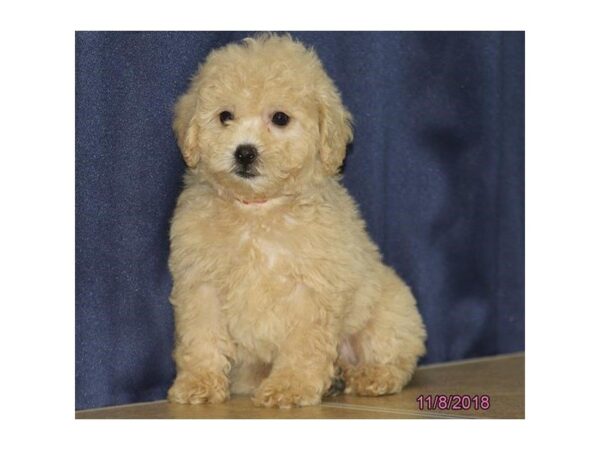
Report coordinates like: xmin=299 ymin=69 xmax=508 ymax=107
xmin=235 ymin=170 xmax=257 ymax=179
xmin=233 ymin=166 xmax=260 ymax=179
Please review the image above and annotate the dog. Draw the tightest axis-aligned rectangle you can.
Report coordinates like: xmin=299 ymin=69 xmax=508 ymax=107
xmin=167 ymin=34 xmax=426 ymax=408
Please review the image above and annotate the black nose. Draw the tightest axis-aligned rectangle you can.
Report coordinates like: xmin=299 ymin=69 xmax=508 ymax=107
xmin=235 ymin=144 xmax=257 ymax=166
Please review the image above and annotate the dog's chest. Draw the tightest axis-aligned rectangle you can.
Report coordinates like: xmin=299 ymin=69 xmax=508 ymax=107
xmin=215 ymin=218 xmax=302 ymax=359
xmin=238 ymin=226 xmax=287 ymax=269
xmin=227 ymin=221 xmax=299 ymax=300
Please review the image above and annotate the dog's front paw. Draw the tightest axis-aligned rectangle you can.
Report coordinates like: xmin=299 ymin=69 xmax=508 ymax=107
xmin=167 ymin=371 xmax=229 ymax=405
xmin=252 ymin=372 xmax=322 ymax=408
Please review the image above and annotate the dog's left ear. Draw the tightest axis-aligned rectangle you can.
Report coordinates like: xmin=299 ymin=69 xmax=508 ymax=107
xmin=318 ymin=82 xmax=353 ymax=175
xmin=173 ymin=86 xmax=201 ymax=168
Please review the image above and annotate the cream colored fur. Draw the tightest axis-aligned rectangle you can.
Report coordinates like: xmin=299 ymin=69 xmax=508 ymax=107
xmin=167 ymin=34 xmax=426 ymax=408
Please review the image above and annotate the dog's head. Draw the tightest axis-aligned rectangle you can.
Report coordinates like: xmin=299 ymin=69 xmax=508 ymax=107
xmin=173 ymin=34 xmax=353 ymax=201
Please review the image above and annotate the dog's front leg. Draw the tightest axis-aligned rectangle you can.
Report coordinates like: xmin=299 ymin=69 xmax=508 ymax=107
xmin=252 ymin=311 xmax=338 ymax=408
xmin=167 ymin=284 xmax=234 ymax=404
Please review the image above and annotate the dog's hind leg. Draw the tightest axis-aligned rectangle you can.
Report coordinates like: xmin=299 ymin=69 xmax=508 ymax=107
xmin=343 ymin=267 xmax=426 ymax=396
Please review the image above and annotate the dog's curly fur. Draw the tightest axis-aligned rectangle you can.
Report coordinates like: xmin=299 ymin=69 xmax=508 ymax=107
xmin=167 ymin=34 xmax=426 ymax=408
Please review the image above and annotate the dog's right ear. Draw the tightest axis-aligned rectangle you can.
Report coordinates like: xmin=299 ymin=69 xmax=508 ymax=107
xmin=173 ymin=87 xmax=201 ymax=168
xmin=317 ymin=80 xmax=353 ymax=176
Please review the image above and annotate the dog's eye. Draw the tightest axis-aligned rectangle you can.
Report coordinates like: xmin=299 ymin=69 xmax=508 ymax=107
xmin=219 ymin=111 xmax=234 ymax=125
xmin=271 ymin=111 xmax=290 ymax=127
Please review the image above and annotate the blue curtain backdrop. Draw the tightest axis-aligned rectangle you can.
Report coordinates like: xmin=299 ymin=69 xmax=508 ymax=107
xmin=75 ymin=31 xmax=524 ymax=410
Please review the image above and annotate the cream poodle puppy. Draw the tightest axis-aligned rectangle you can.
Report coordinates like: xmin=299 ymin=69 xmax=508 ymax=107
xmin=167 ymin=34 xmax=426 ymax=408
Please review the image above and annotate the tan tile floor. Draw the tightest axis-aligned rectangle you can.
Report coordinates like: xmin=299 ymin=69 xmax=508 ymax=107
xmin=76 ymin=352 xmax=524 ymax=419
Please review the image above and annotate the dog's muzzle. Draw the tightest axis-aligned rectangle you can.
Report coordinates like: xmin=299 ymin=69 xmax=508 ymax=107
xmin=234 ymin=144 xmax=258 ymax=178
